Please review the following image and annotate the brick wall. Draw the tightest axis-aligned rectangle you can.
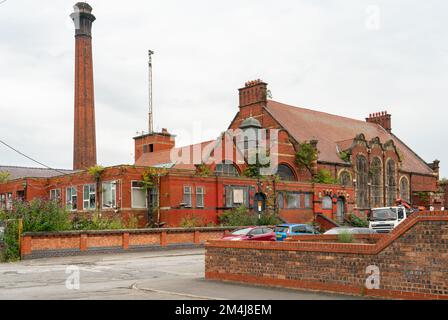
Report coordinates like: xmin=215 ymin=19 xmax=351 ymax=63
xmin=205 ymin=211 xmax=448 ymax=300
xmin=21 ymin=226 xmax=235 ymax=259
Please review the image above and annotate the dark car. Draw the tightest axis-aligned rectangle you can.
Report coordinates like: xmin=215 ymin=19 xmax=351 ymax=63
xmin=221 ymin=227 xmax=276 ymax=241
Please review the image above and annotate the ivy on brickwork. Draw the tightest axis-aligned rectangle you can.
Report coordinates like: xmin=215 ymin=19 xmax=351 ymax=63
xmin=0 ymin=171 xmax=10 ymax=184
xmin=87 ymin=165 xmax=105 ymax=180
xmin=141 ymin=167 xmax=168 ymax=189
xmin=295 ymin=142 xmax=319 ymax=176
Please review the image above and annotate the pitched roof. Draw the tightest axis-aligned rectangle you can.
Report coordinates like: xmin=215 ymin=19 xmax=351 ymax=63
xmin=265 ymin=100 xmax=433 ymax=175
xmin=135 ymin=140 xmax=216 ymax=170
xmin=0 ymin=165 xmax=75 ymax=180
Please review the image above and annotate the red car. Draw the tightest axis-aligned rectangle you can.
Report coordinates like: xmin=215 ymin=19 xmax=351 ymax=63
xmin=221 ymin=227 xmax=276 ymax=241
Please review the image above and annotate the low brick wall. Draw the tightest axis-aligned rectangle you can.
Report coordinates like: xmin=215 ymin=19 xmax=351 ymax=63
xmin=206 ymin=211 xmax=448 ymax=300
xmin=21 ymin=227 xmax=234 ymax=259
xmin=289 ymin=234 xmax=383 ymax=244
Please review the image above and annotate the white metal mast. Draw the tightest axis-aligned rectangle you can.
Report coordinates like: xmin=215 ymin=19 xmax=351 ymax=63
xmin=148 ymin=50 xmax=154 ymax=134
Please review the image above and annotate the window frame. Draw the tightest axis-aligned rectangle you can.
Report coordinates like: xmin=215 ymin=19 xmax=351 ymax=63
xmin=50 ymin=189 xmax=61 ymax=202
xmin=370 ymin=157 xmax=383 ymax=208
xmin=66 ymin=187 xmax=78 ymax=211
xmin=183 ymin=185 xmax=192 ymax=208
xmin=386 ymin=159 xmax=397 ymax=206
xmin=322 ymin=196 xmax=333 ymax=210
xmin=83 ymin=184 xmax=96 ymax=211
xmin=356 ymin=155 xmax=369 ymax=208
xmin=131 ymin=181 xmax=147 ymax=209
xmin=196 ymin=186 xmax=205 ymax=208
xmin=102 ymin=181 xmax=117 ymax=209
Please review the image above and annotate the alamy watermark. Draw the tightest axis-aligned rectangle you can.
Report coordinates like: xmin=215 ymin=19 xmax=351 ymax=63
xmin=65 ymin=266 xmax=80 ymax=290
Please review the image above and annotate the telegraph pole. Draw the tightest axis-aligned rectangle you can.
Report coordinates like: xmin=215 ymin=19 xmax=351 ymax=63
xmin=148 ymin=50 xmax=154 ymax=133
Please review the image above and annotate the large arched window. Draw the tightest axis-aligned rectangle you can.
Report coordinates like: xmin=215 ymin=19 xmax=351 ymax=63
xmin=276 ymin=164 xmax=296 ymax=181
xmin=215 ymin=161 xmax=239 ymax=177
xmin=370 ymin=157 xmax=383 ymax=208
xmin=339 ymin=171 xmax=352 ymax=187
xmin=356 ymin=155 xmax=369 ymax=208
xmin=386 ymin=160 xmax=397 ymax=206
xmin=400 ymin=176 xmax=410 ymax=202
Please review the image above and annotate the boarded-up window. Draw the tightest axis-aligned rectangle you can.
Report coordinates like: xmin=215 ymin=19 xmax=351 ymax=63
xmin=386 ymin=160 xmax=397 ymax=206
xmin=356 ymin=155 xmax=369 ymax=208
xmin=371 ymin=157 xmax=383 ymax=208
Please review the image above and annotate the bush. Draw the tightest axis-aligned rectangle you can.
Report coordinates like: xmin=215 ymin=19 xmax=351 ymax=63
xmin=219 ymin=206 xmax=256 ymax=226
xmin=180 ymin=214 xmax=206 ymax=228
xmin=71 ymin=213 xmax=126 ymax=231
xmin=1 ymin=220 xmax=19 ymax=262
xmin=219 ymin=206 xmax=279 ymax=227
xmin=338 ymin=230 xmax=354 ymax=243
xmin=313 ymin=169 xmax=338 ymax=184
xmin=347 ymin=214 xmax=369 ymax=228
xmin=257 ymin=213 xmax=282 ymax=226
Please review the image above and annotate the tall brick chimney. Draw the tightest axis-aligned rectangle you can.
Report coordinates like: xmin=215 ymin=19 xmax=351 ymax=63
xmin=366 ymin=111 xmax=392 ymax=133
xmin=238 ymin=79 xmax=268 ymax=119
xmin=70 ymin=2 xmax=97 ymax=170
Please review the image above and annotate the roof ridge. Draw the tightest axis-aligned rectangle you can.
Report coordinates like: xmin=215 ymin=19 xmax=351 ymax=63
xmin=0 ymin=165 xmax=73 ymax=171
xmin=268 ymin=99 xmax=384 ymax=129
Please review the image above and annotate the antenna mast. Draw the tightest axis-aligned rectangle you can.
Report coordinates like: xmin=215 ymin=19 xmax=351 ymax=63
xmin=148 ymin=50 xmax=154 ymax=133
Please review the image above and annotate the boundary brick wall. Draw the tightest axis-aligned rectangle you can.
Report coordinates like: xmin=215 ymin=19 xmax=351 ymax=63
xmin=21 ymin=226 xmax=235 ymax=259
xmin=205 ymin=211 xmax=448 ymax=300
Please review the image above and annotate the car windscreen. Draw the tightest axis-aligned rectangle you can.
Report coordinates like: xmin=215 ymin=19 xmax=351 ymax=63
xmin=274 ymin=226 xmax=289 ymax=233
xmin=371 ymin=208 xmax=397 ymax=221
xmin=231 ymin=228 xmax=252 ymax=235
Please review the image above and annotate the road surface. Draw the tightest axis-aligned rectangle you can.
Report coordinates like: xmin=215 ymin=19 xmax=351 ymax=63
xmin=0 ymin=249 xmax=364 ymax=300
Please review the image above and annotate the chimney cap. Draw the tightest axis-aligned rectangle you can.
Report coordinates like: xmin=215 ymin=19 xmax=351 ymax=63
xmin=73 ymin=2 xmax=93 ymax=13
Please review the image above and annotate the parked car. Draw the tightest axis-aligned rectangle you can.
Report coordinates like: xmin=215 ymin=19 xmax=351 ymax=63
xmin=221 ymin=227 xmax=276 ymax=241
xmin=274 ymin=224 xmax=319 ymax=241
xmin=324 ymin=227 xmax=378 ymax=235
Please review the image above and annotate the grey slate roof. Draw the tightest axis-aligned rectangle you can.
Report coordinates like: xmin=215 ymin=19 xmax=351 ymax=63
xmin=0 ymin=165 xmax=75 ymax=180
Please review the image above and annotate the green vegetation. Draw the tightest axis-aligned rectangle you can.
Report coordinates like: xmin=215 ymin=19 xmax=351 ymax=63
xmin=179 ymin=214 xmax=208 ymax=228
xmin=0 ymin=199 xmax=138 ymax=262
xmin=87 ymin=165 xmax=105 ymax=180
xmin=312 ymin=169 xmax=338 ymax=184
xmin=0 ymin=171 xmax=10 ymax=184
xmin=195 ymin=163 xmax=211 ymax=177
xmin=295 ymin=142 xmax=319 ymax=176
xmin=218 ymin=206 xmax=281 ymax=227
xmin=338 ymin=151 xmax=351 ymax=163
xmin=337 ymin=230 xmax=354 ymax=243
xmin=347 ymin=214 xmax=369 ymax=228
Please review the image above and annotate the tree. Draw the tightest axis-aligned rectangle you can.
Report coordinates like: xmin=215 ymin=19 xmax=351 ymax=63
xmin=0 ymin=171 xmax=10 ymax=184
xmin=142 ymin=168 xmax=168 ymax=227
xmin=87 ymin=165 xmax=105 ymax=212
xmin=295 ymin=142 xmax=319 ymax=176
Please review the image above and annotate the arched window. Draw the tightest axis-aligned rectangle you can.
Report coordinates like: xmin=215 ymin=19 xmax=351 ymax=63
xmin=322 ymin=196 xmax=333 ymax=209
xmin=371 ymin=157 xmax=383 ymax=208
xmin=386 ymin=160 xmax=397 ymax=206
xmin=400 ymin=176 xmax=410 ymax=202
xmin=276 ymin=164 xmax=296 ymax=181
xmin=339 ymin=171 xmax=352 ymax=187
xmin=356 ymin=155 xmax=369 ymax=208
xmin=215 ymin=161 xmax=239 ymax=177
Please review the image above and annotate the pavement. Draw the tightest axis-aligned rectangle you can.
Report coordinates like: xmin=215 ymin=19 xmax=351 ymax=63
xmin=0 ymin=249 xmax=365 ymax=300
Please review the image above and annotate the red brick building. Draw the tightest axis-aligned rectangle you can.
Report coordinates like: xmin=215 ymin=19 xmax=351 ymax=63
xmin=0 ymin=3 xmax=442 ymax=227
xmin=0 ymin=79 xmax=441 ymax=227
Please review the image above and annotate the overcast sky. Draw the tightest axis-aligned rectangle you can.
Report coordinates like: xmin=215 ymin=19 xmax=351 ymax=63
xmin=0 ymin=0 xmax=447 ymax=178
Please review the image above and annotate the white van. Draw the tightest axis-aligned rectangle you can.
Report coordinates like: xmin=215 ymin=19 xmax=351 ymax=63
xmin=369 ymin=206 xmax=412 ymax=233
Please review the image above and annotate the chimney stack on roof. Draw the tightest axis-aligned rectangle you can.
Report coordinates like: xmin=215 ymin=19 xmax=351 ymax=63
xmin=366 ymin=110 xmax=392 ymax=133
xmin=238 ymin=79 xmax=268 ymax=108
